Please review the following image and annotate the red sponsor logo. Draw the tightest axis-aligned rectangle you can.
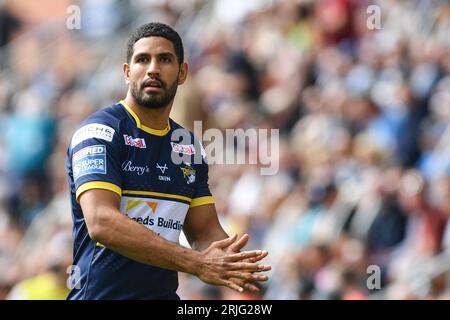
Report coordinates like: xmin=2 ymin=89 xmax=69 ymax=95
xmin=170 ymin=142 xmax=195 ymax=155
xmin=124 ymin=135 xmax=147 ymax=149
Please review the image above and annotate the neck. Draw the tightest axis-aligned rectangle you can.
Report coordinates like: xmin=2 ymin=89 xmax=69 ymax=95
xmin=124 ymin=93 xmax=172 ymax=130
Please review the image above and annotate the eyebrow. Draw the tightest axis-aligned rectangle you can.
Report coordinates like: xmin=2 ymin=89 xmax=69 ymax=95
xmin=134 ymin=52 xmax=150 ymax=61
xmin=133 ymin=52 xmax=176 ymax=61
xmin=158 ymin=52 xmax=176 ymax=59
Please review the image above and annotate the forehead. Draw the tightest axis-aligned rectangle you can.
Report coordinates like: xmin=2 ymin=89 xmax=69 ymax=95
xmin=132 ymin=36 xmax=176 ymax=57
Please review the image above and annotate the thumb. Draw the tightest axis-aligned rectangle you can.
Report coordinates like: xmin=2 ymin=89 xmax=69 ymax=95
xmin=229 ymin=233 xmax=250 ymax=253
xmin=212 ymin=234 xmax=238 ymax=249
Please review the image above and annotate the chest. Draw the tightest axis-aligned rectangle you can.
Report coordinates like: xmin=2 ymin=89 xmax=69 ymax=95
xmin=119 ymin=133 xmax=198 ymax=198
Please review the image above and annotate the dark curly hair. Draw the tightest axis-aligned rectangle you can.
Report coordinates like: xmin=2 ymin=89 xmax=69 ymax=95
xmin=126 ymin=22 xmax=184 ymax=64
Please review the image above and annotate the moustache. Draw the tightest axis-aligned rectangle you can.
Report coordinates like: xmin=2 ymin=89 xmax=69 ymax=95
xmin=141 ymin=78 xmax=165 ymax=90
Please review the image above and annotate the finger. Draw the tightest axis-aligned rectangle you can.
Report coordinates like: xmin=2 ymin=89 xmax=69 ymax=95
xmin=244 ymin=283 xmax=261 ymax=293
xmin=246 ymin=251 xmax=269 ymax=263
xmin=245 ymin=264 xmax=271 ymax=272
xmin=225 ymin=262 xmax=269 ymax=272
xmin=229 ymin=234 xmax=249 ymax=253
xmin=226 ymin=250 xmax=262 ymax=262
xmin=259 ymin=264 xmax=271 ymax=272
xmin=226 ymin=271 xmax=269 ymax=282
xmin=223 ymin=280 xmax=244 ymax=293
xmin=212 ymin=234 xmax=237 ymax=249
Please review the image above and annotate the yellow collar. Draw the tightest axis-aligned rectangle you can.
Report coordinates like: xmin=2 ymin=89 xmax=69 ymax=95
xmin=120 ymin=100 xmax=171 ymax=136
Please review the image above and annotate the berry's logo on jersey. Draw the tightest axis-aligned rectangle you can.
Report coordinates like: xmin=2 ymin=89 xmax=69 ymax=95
xmin=124 ymin=135 xmax=147 ymax=149
xmin=122 ymin=160 xmax=149 ymax=176
xmin=170 ymin=142 xmax=195 ymax=155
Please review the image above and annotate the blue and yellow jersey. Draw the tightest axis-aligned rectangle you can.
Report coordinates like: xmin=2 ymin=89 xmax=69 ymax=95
xmin=65 ymin=101 xmax=214 ymax=300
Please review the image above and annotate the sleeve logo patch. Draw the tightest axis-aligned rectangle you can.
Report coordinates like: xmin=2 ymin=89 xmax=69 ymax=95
xmin=71 ymin=123 xmax=115 ymax=149
xmin=170 ymin=142 xmax=196 ymax=155
xmin=73 ymin=145 xmax=107 ymax=181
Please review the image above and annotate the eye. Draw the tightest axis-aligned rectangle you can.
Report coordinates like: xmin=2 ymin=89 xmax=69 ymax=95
xmin=136 ymin=56 xmax=149 ymax=63
xmin=160 ymin=56 xmax=171 ymax=63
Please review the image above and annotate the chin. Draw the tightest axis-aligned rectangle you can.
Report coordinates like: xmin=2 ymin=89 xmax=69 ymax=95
xmin=142 ymin=101 xmax=167 ymax=110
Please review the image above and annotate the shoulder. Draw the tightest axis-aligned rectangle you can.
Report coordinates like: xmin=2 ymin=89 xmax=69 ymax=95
xmin=78 ymin=103 xmax=125 ymax=129
xmin=169 ymin=119 xmax=204 ymax=146
xmin=70 ymin=103 xmax=125 ymax=149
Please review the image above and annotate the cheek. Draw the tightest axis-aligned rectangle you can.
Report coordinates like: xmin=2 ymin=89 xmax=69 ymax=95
xmin=130 ymin=65 xmax=146 ymax=79
xmin=164 ymin=67 xmax=180 ymax=83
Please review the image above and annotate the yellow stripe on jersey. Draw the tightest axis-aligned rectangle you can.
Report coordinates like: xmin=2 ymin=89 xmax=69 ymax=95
xmin=120 ymin=100 xmax=171 ymax=136
xmin=190 ymin=196 xmax=215 ymax=208
xmin=76 ymin=181 xmax=122 ymax=202
xmin=122 ymin=190 xmax=192 ymax=203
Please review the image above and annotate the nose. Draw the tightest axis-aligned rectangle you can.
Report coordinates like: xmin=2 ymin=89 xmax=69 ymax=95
xmin=147 ymin=58 xmax=160 ymax=78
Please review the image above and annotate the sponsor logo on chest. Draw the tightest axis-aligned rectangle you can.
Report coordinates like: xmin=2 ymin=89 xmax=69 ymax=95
xmin=124 ymin=199 xmax=184 ymax=233
xmin=122 ymin=160 xmax=150 ymax=176
xmin=124 ymin=134 xmax=147 ymax=149
xmin=156 ymin=163 xmax=171 ymax=181
xmin=170 ymin=142 xmax=195 ymax=155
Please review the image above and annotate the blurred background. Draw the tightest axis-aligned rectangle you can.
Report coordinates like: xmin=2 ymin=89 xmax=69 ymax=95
xmin=1 ymin=0 xmax=450 ymax=300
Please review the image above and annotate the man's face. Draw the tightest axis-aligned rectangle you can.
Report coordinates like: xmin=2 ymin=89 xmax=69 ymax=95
xmin=124 ymin=36 xmax=187 ymax=109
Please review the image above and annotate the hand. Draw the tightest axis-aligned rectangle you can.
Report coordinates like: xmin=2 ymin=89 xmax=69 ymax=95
xmin=227 ymin=234 xmax=271 ymax=293
xmin=195 ymin=234 xmax=270 ymax=292
xmin=228 ymin=234 xmax=269 ymax=263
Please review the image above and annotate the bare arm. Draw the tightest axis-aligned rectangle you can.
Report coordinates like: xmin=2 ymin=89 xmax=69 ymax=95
xmin=80 ymin=189 xmax=265 ymax=292
xmin=183 ymin=204 xmax=269 ymax=262
xmin=183 ymin=204 xmax=271 ymax=292
xmin=183 ymin=204 xmax=229 ymax=251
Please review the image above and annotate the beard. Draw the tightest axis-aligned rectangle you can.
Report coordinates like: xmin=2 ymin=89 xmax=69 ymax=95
xmin=130 ymin=77 xmax=178 ymax=110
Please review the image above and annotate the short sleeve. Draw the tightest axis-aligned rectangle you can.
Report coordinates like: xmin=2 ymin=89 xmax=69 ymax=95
xmin=69 ymin=122 xmax=122 ymax=202
xmin=190 ymin=139 xmax=214 ymax=208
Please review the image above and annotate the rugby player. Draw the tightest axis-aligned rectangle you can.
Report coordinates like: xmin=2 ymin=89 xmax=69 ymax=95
xmin=65 ymin=22 xmax=270 ymax=299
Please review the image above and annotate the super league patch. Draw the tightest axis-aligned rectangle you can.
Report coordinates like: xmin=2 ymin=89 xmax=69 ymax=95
xmin=73 ymin=145 xmax=107 ymax=181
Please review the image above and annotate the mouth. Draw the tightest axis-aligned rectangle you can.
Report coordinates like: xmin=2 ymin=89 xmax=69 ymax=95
xmin=143 ymin=86 xmax=162 ymax=93
xmin=143 ymin=79 xmax=163 ymax=92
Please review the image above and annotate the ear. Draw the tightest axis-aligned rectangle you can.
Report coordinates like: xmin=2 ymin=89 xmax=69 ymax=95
xmin=123 ymin=63 xmax=130 ymax=85
xmin=177 ymin=62 xmax=189 ymax=85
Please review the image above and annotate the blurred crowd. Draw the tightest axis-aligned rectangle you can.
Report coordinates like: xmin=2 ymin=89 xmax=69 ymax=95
xmin=2 ymin=0 xmax=450 ymax=300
